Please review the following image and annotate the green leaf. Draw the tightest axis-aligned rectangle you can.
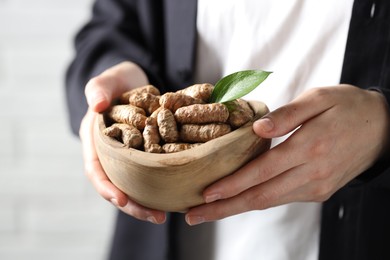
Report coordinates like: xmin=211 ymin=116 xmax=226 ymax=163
xmin=210 ymin=70 xmax=272 ymax=103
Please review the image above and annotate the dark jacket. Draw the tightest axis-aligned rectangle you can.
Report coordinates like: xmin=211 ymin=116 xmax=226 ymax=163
xmin=65 ymin=0 xmax=390 ymax=259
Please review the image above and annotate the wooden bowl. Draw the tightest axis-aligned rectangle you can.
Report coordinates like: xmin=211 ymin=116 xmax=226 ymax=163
xmin=94 ymin=101 xmax=271 ymax=212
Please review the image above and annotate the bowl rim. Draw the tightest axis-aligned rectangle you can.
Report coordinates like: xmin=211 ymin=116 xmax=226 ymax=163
xmin=95 ymin=100 xmax=269 ymax=167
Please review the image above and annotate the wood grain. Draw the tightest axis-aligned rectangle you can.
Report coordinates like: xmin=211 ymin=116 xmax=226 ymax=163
xmin=94 ymin=101 xmax=271 ymax=212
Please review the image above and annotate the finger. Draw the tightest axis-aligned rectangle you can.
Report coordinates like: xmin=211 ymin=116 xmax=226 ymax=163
xmin=80 ymin=109 xmax=129 ymax=206
xmin=85 ymin=76 xmax=117 ymax=112
xmin=88 ymin=158 xmax=166 ymax=224
xmin=202 ymin=135 xmax=305 ymax=204
xmin=187 ymin=164 xmax=315 ymax=225
xmin=186 ymin=177 xmax=293 ymax=225
xmin=84 ymin=66 xmax=128 ymax=112
xmin=253 ymin=87 xmax=336 ymax=139
xmin=197 ymin=109 xmax=357 ymax=223
xmin=80 ymin=110 xmax=166 ymax=223
xmin=203 ymin=90 xmax=335 ymax=203
xmin=118 ymin=200 xmax=167 ymax=224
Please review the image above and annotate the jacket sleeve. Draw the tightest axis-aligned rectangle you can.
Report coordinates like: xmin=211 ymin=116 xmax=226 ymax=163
xmin=339 ymin=0 xmax=390 ymax=188
xmin=357 ymin=87 xmax=390 ymax=187
xmin=65 ymin=0 xmax=164 ymax=135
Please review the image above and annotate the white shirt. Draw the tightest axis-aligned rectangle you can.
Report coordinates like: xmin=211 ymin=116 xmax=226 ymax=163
xmin=194 ymin=0 xmax=354 ymax=259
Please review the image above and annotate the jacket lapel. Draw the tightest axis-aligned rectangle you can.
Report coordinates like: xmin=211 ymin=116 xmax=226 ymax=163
xmin=340 ymin=0 xmax=390 ymax=89
xmin=164 ymin=0 xmax=198 ymax=90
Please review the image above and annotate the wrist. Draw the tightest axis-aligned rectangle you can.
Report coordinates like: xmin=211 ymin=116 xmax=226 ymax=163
xmin=369 ymin=89 xmax=390 ymax=159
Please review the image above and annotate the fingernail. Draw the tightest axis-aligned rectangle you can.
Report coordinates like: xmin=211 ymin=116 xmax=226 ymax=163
xmin=256 ymin=117 xmax=274 ymax=132
xmin=186 ymin=215 xmax=205 ymax=226
xmin=147 ymin=216 xmax=158 ymax=224
xmin=205 ymin=193 xmax=221 ymax=203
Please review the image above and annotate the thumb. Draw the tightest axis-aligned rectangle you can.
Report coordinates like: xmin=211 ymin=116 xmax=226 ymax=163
xmin=85 ymin=76 xmax=118 ymax=113
xmin=253 ymin=89 xmax=334 ymax=138
xmin=84 ymin=62 xmax=149 ymax=113
xmin=253 ymin=103 xmax=305 ymax=138
xmin=253 ymin=105 xmax=307 ymax=139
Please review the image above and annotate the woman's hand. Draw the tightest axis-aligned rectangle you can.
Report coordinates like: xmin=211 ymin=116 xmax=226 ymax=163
xmin=185 ymin=85 xmax=390 ymax=225
xmin=79 ymin=61 xmax=167 ymax=224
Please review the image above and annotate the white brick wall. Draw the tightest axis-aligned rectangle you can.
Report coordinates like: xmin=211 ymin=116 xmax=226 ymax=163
xmin=0 ymin=1 xmax=116 ymax=259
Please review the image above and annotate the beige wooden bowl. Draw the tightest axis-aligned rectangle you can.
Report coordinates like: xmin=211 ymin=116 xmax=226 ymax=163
xmin=94 ymin=101 xmax=271 ymax=212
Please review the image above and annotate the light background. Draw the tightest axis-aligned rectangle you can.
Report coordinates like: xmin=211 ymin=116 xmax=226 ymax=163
xmin=0 ymin=0 xmax=116 ymax=259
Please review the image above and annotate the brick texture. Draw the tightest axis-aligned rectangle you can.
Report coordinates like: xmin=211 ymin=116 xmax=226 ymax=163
xmin=0 ymin=1 xmax=116 ymax=259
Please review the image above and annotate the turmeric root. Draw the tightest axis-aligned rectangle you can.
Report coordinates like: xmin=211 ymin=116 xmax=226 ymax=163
xmin=119 ymin=85 xmax=160 ymax=104
xmin=143 ymin=117 xmax=160 ymax=145
xmin=103 ymin=83 xmax=257 ymax=153
xmin=227 ymin=99 xmax=255 ymax=128
xmin=144 ymin=143 xmax=163 ymax=153
xmin=143 ymin=108 xmax=163 ymax=153
xmin=157 ymin=108 xmax=179 ymax=143
xmin=103 ymin=123 xmax=143 ymax=149
xmin=174 ymin=103 xmax=229 ymax=124
xmin=159 ymin=92 xmax=204 ymax=112
xmin=106 ymin=105 xmax=147 ymax=130
xmin=177 ymin=83 xmax=214 ymax=102
xmin=162 ymin=143 xmax=202 ymax=153
xmin=180 ymin=123 xmax=231 ymax=143
xmin=129 ymin=92 xmax=160 ymax=115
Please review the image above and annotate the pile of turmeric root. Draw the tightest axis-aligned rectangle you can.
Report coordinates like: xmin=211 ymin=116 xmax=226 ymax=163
xmin=102 ymin=83 xmax=255 ymax=153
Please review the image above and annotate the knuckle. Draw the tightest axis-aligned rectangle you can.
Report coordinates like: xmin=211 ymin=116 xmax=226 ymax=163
xmin=307 ymin=87 xmax=333 ymax=105
xmin=86 ymin=76 xmax=106 ymax=92
xmin=253 ymin=165 xmax=273 ymax=183
xmin=244 ymin=190 xmax=273 ymax=210
xmin=307 ymin=137 xmax=332 ymax=159
xmin=311 ymin=183 xmax=333 ymax=202
xmin=314 ymin=193 xmax=332 ymax=202
xmin=212 ymin=206 xmax=229 ymax=220
xmin=86 ymin=73 xmax=117 ymax=96
xmin=277 ymin=105 xmax=298 ymax=127
xmin=309 ymin=87 xmax=330 ymax=98
xmin=252 ymin=159 xmax=277 ymax=184
xmin=311 ymin=168 xmax=331 ymax=182
xmin=85 ymin=77 xmax=97 ymax=94
xmin=84 ymin=164 xmax=95 ymax=180
xmin=123 ymin=206 xmax=143 ymax=220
